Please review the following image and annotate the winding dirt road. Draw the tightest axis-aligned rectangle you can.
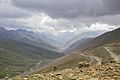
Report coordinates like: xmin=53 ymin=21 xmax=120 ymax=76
xmin=104 ymin=47 xmax=120 ymax=63
xmin=80 ymin=54 xmax=102 ymax=65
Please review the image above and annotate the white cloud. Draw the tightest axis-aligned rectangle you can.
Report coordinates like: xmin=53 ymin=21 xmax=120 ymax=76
xmin=0 ymin=0 xmax=32 ymax=18
xmin=17 ymin=13 xmax=76 ymax=34
xmin=85 ymin=23 xmax=119 ymax=31
xmin=16 ymin=12 xmax=119 ymax=36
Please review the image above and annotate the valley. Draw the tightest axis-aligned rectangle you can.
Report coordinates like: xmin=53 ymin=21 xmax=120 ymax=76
xmin=11 ymin=27 xmax=120 ymax=80
xmin=0 ymin=27 xmax=120 ymax=80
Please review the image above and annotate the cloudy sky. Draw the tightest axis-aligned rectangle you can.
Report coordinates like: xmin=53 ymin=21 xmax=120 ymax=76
xmin=0 ymin=0 xmax=120 ymax=36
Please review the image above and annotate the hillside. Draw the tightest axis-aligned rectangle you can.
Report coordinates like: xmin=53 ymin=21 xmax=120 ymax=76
xmin=12 ymin=41 xmax=120 ymax=80
xmin=76 ymin=28 xmax=120 ymax=52
xmin=65 ymin=38 xmax=93 ymax=53
xmin=14 ymin=62 xmax=120 ymax=80
xmin=86 ymin=42 xmax=120 ymax=63
xmin=30 ymin=28 xmax=120 ymax=74
xmin=0 ymin=38 xmax=63 ymax=78
xmin=33 ymin=42 xmax=120 ymax=74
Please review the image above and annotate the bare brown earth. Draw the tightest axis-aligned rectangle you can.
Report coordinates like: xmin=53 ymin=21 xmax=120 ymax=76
xmin=12 ymin=62 xmax=120 ymax=80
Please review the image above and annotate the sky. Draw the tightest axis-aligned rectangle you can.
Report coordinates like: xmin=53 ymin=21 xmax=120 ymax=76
xmin=0 ymin=0 xmax=120 ymax=36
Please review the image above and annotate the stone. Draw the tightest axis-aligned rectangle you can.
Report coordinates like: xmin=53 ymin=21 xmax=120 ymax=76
xmin=78 ymin=61 xmax=90 ymax=68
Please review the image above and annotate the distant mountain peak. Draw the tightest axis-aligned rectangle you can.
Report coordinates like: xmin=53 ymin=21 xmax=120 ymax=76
xmin=16 ymin=29 xmax=26 ymax=31
xmin=0 ymin=27 xmax=6 ymax=31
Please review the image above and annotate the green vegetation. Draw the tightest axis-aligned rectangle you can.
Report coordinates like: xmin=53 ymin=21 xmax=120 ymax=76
xmin=0 ymin=38 xmax=63 ymax=78
xmin=0 ymin=71 xmax=18 ymax=78
xmin=0 ymin=72 xmax=6 ymax=78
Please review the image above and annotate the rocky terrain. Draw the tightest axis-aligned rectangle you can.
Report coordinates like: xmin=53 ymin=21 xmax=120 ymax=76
xmin=12 ymin=61 xmax=120 ymax=80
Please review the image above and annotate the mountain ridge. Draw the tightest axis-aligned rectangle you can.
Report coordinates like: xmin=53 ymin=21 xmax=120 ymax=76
xmin=0 ymin=27 xmax=59 ymax=52
xmin=70 ymin=27 xmax=120 ymax=52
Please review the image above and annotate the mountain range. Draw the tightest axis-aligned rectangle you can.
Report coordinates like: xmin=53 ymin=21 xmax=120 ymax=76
xmin=0 ymin=27 xmax=59 ymax=52
xmin=0 ymin=27 xmax=120 ymax=79
xmin=37 ymin=30 xmax=104 ymax=51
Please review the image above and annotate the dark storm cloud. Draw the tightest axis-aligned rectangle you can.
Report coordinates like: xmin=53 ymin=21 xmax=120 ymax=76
xmin=102 ymin=0 xmax=120 ymax=16
xmin=12 ymin=0 xmax=120 ymax=19
xmin=0 ymin=9 xmax=31 ymax=18
xmin=12 ymin=0 xmax=105 ymax=18
xmin=0 ymin=0 xmax=119 ymax=33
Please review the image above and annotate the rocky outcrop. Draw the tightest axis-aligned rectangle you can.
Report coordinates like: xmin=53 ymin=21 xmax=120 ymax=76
xmin=13 ymin=62 xmax=120 ymax=80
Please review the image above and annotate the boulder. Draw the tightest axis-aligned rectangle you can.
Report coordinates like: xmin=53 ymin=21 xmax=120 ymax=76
xmin=78 ymin=61 xmax=90 ymax=68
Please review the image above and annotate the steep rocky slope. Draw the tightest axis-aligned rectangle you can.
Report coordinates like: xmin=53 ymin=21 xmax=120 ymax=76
xmin=13 ymin=62 xmax=120 ymax=80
